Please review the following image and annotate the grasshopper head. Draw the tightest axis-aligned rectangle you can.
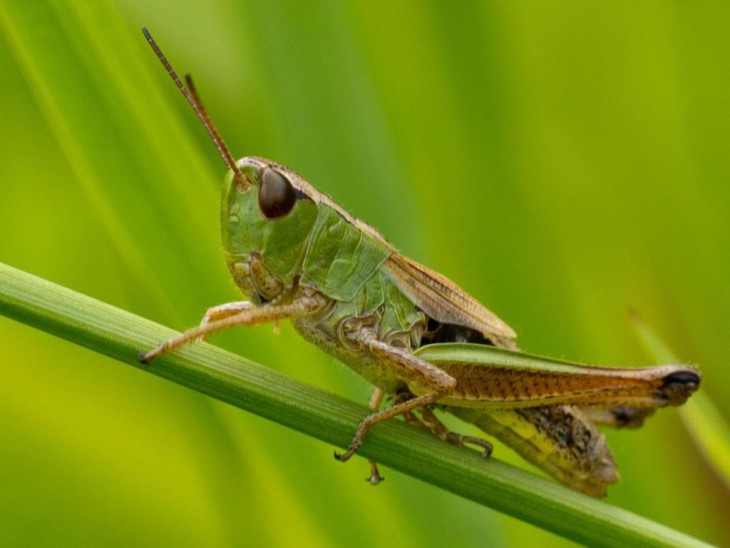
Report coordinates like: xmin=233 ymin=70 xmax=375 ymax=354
xmin=221 ymin=157 xmax=319 ymax=304
xmin=142 ymin=29 xmax=320 ymax=305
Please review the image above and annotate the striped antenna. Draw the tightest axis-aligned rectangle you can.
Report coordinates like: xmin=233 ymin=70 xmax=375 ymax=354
xmin=142 ymin=27 xmax=248 ymax=186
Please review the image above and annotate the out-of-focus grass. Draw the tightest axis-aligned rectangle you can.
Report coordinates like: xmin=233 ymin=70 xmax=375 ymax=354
xmin=0 ymin=1 xmax=728 ymax=546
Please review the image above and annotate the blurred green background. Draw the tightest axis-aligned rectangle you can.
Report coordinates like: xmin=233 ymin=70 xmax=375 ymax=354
xmin=1 ymin=1 xmax=728 ymax=545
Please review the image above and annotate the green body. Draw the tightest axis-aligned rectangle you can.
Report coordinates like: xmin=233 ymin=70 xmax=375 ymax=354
xmin=223 ymin=157 xmax=425 ymax=393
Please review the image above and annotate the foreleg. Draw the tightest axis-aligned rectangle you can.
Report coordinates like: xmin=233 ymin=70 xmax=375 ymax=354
xmin=141 ymin=296 xmax=321 ymax=363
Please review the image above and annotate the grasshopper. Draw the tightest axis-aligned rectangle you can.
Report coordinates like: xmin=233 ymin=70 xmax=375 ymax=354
xmin=140 ymin=28 xmax=700 ymax=497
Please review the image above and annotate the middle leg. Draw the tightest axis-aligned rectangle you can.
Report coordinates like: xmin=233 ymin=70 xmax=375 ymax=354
xmin=335 ymin=328 xmax=457 ymax=462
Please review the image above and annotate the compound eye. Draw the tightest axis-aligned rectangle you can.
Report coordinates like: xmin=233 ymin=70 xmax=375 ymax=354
xmin=258 ymin=168 xmax=296 ymax=218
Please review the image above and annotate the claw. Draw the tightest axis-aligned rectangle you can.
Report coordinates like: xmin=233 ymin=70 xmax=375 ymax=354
xmin=334 ymin=447 xmax=356 ymax=462
xmin=452 ymin=433 xmax=493 ymax=457
xmin=139 ymin=341 xmax=168 ymax=364
xmin=367 ymin=461 xmax=384 ymax=484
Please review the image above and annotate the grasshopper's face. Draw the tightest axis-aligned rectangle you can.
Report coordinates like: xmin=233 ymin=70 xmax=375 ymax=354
xmin=222 ymin=157 xmax=319 ymax=304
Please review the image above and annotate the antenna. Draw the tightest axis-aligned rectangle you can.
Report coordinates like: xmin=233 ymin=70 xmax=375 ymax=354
xmin=141 ymin=27 xmax=248 ymax=187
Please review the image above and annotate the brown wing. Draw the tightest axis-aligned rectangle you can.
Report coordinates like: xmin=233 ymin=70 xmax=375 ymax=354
xmin=383 ymin=253 xmax=517 ymax=345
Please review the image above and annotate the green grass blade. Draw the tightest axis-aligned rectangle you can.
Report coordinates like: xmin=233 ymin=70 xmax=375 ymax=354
xmin=0 ymin=262 xmax=710 ymax=548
